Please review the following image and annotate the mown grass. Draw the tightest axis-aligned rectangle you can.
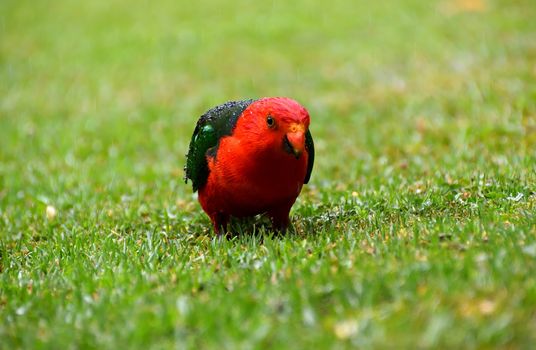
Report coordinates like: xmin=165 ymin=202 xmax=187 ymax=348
xmin=1 ymin=0 xmax=535 ymax=348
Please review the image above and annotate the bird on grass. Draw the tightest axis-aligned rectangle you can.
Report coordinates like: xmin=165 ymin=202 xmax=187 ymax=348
xmin=184 ymin=97 xmax=315 ymax=235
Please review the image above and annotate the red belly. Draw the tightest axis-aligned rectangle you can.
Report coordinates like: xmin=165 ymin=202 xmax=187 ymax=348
xmin=199 ymin=141 xmax=308 ymax=218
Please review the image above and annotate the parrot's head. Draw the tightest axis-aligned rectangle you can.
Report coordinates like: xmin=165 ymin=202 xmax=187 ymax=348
xmin=236 ymin=97 xmax=310 ymax=159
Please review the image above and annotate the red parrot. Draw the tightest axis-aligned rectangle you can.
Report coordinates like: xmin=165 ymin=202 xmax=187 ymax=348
xmin=184 ymin=97 xmax=315 ymax=234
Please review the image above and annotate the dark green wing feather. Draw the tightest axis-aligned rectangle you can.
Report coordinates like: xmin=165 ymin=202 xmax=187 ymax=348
xmin=304 ymin=129 xmax=315 ymax=184
xmin=184 ymin=99 xmax=255 ymax=192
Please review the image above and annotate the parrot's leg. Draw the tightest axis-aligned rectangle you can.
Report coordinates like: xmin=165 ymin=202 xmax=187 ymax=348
xmin=211 ymin=212 xmax=229 ymax=236
xmin=268 ymin=203 xmax=293 ymax=232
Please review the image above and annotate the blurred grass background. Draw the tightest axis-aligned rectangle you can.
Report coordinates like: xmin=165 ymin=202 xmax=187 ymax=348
xmin=1 ymin=0 xmax=535 ymax=186
xmin=1 ymin=0 xmax=535 ymax=348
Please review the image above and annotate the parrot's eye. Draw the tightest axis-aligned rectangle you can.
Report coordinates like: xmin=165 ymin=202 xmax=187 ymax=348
xmin=266 ymin=116 xmax=275 ymax=128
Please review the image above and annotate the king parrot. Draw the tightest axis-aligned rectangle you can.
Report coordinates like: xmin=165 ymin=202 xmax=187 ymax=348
xmin=184 ymin=97 xmax=315 ymax=234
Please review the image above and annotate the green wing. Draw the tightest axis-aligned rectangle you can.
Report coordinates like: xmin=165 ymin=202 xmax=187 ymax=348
xmin=304 ymin=129 xmax=315 ymax=184
xmin=184 ymin=99 xmax=255 ymax=192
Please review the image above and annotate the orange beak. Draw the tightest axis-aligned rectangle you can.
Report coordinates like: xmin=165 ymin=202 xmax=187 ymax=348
xmin=286 ymin=123 xmax=306 ymax=158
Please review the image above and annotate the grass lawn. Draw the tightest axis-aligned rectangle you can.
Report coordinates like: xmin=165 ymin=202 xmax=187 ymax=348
xmin=1 ymin=0 xmax=535 ymax=348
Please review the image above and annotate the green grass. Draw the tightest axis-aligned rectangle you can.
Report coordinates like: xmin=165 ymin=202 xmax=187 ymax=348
xmin=1 ymin=0 xmax=535 ymax=348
